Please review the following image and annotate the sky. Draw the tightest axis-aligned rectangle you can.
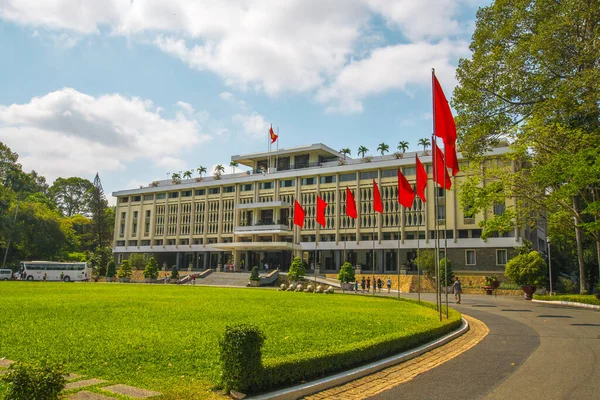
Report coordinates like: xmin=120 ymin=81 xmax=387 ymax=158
xmin=0 ymin=0 xmax=491 ymax=203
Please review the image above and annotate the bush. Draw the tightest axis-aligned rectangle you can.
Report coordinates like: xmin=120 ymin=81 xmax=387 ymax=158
xmin=414 ymin=249 xmax=436 ymax=275
xmin=556 ymin=276 xmax=577 ymax=293
xmin=250 ymin=266 xmax=260 ymax=281
xmin=105 ymin=260 xmax=116 ymax=278
xmin=143 ymin=257 xmax=159 ymax=280
xmin=117 ymin=260 xmax=132 ymax=279
xmin=504 ymin=251 xmax=547 ymax=286
xmin=171 ymin=266 xmax=179 ymax=280
xmin=129 ymin=253 xmax=148 ymax=270
xmin=439 ymin=258 xmax=454 ymax=286
xmin=484 ymin=276 xmax=499 ymax=286
xmin=288 ymin=257 xmax=306 ymax=282
xmin=337 ymin=262 xmax=355 ymax=283
xmin=219 ymin=324 xmax=265 ymax=393
xmin=1 ymin=360 xmax=65 ymax=400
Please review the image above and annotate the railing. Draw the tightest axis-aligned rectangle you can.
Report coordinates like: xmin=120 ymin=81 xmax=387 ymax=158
xmin=238 ymin=219 xmax=289 ymax=227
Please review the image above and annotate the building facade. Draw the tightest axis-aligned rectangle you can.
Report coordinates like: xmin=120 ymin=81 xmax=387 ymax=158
xmin=112 ymin=142 xmax=535 ymax=274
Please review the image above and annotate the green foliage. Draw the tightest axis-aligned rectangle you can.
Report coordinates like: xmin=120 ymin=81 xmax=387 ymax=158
xmin=533 ymin=294 xmax=600 ymax=306
xmin=556 ymin=276 xmax=577 ymax=294
xmin=484 ymin=276 xmax=499 ymax=286
xmin=143 ymin=257 xmax=159 ymax=280
xmin=337 ymin=262 xmax=355 ymax=283
xmin=105 ymin=259 xmax=116 ymax=278
xmin=171 ymin=266 xmax=179 ymax=280
xmin=439 ymin=258 xmax=455 ymax=286
xmin=129 ymin=253 xmax=147 ymax=270
xmin=414 ymin=249 xmax=436 ymax=275
xmin=249 ymin=266 xmax=260 ymax=281
xmin=90 ymin=246 xmax=112 ymax=277
xmin=505 ymin=251 xmax=547 ymax=286
xmin=219 ymin=324 xmax=265 ymax=392
xmin=1 ymin=359 xmax=65 ymax=400
xmin=117 ymin=259 xmax=132 ymax=279
xmin=288 ymin=256 xmax=306 ymax=282
xmin=48 ymin=176 xmax=93 ymax=217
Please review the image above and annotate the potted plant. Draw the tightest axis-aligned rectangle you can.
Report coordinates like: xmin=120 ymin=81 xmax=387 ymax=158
xmin=117 ymin=260 xmax=132 ymax=283
xmin=249 ymin=266 xmax=260 ymax=287
xmin=105 ymin=260 xmax=116 ymax=282
xmin=504 ymin=251 xmax=547 ymax=300
xmin=482 ymin=276 xmax=500 ymax=295
xmin=439 ymin=258 xmax=455 ymax=293
xmin=337 ymin=262 xmax=356 ymax=291
xmin=288 ymin=257 xmax=306 ymax=283
xmin=143 ymin=257 xmax=159 ymax=283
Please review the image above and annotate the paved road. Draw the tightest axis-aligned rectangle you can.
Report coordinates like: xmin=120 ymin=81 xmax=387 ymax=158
xmin=372 ymin=293 xmax=600 ymax=400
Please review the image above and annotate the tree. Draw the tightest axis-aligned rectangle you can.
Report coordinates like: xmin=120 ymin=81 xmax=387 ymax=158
xmin=229 ymin=161 xmax=239 ymax=174
xmin=339 ymin=148 xmax=351 ymax=160
xmin=453 ymin=0 xmax=600 ymax=293
xmin=197 ymin=166 xmax=207 ymax=178
xmin=439 ymin=258 xmax=455 ymax=286
xmin=171 ymin=172 xmax=181 ymax=183
xmin=49 ymin=177 xmax=93 ymax=217
xmin=414 ymin=249 xmax=436 ymax=275
xmin=105 ymin=259 xmax=116 ymax=278
xmin=214 ymin=164 xmax=225 ymax=180
xmin=377 ymin=142 xmax=389 ymax=156
xmin=357 ymin=146 xmax=369 ymax=159
xmin=397 ymin=141 xmax=409 ymax=154
xmin=143 ymin=257 xmax=159 ymax=280
xmin=505 ymin=251 xmax=547 ymax=287
xmin=171 ymin=266 xmax=179 ymax=280
xmin=129 ymin=253 xmax=147 ymax=270
xmin=337 ymin=262 xmax=355 ymax=283
xmin=288 ymin=256 xmax=306 ymax=282
xmin=117 ymin=259 xmax=132 ymax=279
xmin=89 ymin=246 xmax=112 ymax=277
xmin=417 ymin=138 xmax=430 ymax=155
xmin=89 ymin=174 xmax=111 ymax=248
xmin=183 ymin=170 xmax=192 ymax=179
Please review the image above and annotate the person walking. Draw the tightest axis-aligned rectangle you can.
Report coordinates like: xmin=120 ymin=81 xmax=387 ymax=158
xmin=361 ymin=277 xmax=366 ymax=293
xmin=386 ymin=277 xmax=392 ymax=293
xmin=43 ymin=273 xmax=47 ymax=282
xmin=354 ymin=280 xmax=359 ymax=292
xmin=377 ymin=278 xmax=382 ymax=293
xmin=366 ymin=278 xmax=371 ymax=293
xmin=453 ymin=276 xmax=462 ymax=304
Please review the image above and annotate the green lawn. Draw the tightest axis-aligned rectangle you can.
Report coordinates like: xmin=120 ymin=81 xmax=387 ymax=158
xmin=533 ymin=294 xmax=600 ymax=306
xmin=0 ymin=282 xmax=460 ymax=398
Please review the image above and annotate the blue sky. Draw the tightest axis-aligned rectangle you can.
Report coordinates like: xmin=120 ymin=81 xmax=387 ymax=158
xmin=0 ymin=0 xmax=490 ymax=202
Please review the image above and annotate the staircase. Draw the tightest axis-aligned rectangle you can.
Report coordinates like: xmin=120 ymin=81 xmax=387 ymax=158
xmin=197 ymin=272 xmax=254 ymax=287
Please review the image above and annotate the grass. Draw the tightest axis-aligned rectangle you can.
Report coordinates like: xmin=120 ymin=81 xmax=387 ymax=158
xmin=533 ymin=294 xmax=600 ymax=306
xmin=0 ymin=282 xmax=459 ymax=398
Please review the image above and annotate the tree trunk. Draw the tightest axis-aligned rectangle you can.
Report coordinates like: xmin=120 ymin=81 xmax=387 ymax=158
xmin=573 ymin=197 xmax=587 ymax=294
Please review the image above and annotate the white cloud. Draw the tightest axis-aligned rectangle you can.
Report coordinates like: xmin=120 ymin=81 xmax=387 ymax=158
xmin=176 ymin=101 xmax=194 ymax=114
xmin=233 ymin=112 xmax=269 ymax=139
xmin=0 ymin=88 xmax=210 ymax=182
xmin=219 ymin=92 xmax=234 ymax=102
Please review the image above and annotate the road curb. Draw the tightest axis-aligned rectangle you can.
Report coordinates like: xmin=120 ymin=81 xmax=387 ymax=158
xmin=250 ymin=318 xmax=469 ymax=400
xmin=532 ymin=299 xmax=600 ymax=310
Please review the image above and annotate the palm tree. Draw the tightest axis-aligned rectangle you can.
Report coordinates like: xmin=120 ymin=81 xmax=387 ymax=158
xmin=197 ymin=166 xmax=207 ymax=178
xmin=377 ymin=142 xmax=390 ymax=156
xmin=418 ymin=138 xmax=431 ymax=155
xmin=215 ymin=164 xmax=225 ymax=174
xmin=183 ymin=170 xmax=192 ymax=179
xmin=171 ymin=172 xmax=181 ymax=183
xmin=397 ymin=141 xmax=409 ymax=154
xmin=229 ymin=161 xmax=239 ymax=174
xmin=339 ymin=148 xmax=351 ymax=160
xmin=358 ymin=146 xmax=369 ymax=159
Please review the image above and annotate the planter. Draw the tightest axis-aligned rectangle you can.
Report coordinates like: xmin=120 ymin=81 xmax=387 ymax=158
xmin=249 ymin=280 xmax=260 ymax=287
xmin=119 ymin=277 xmax=131 ymax=283
xmin=144 ymin=278 xmax=156 ymax=283
xmin=521 ymin=285 xmax=537 ymax=300
xmin=341 ymin=282 xmax=355 ymax=291
xmin=482 ymin=285 xmax=495 ymax=295
xmin=106 ymin=277 xmax=116 ymax=282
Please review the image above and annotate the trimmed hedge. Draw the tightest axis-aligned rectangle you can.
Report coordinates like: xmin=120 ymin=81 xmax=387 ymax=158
xmin=533 ymin=294 xmax=600 ymax=306
xmin=1 ymin=360 xmax=65 ymax=400
xmin=219 ymin=324 xmax=265 ymax=392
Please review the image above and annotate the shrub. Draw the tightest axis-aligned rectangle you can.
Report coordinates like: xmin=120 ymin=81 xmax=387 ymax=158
xmin=288 ymin=257 xmax=306 ymax=282
xmin=250 ymin=266 xmax=260 ymax=281
xmin=439 ymin=258 xmax=454 ymax=286
xmin=1 ymin=359 xmax=65 ymax=400
xmin=504 ymin=251 xmax=547 ymax=286
xmin=556 ymin=276 xmax=577 ymax=293
xmin=105 ymin=260 xmax=116 ymax=278
xmin=129 ymin=253 xmax=148 ymax=270
xmin=117 ymin=260 xmax=132 ymax=279
xmin=171 ymin=266 xmax=179 ymax=280
xmin=414 ymin=249 xmax=436 ymax=275
xmin=143 ymin=257 xmax=159 ymax=280
xmin=337 ymin=262 xmax=355 ymax=283
xmin=484 ymin=276 xmax=499 ymax=286
xmin=219 ymin=324 xmax=265 ymax=393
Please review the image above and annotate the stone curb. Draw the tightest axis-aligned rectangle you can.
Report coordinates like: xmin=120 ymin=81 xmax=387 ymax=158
xmin=532 ymin=299 xmax=600 ymax=310
xmin=250 ymin=317 xmax=469 ymax=400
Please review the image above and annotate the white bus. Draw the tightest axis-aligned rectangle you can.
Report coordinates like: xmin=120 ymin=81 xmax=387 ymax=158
xmin=20 ymin=261 xmax=89 ymax=282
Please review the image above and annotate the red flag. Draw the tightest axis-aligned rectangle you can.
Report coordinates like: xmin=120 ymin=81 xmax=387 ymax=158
xmin=293 ymin=200 xmax=305 ymax=228
xmin=397 ymin=168 xmax=415 ymax=208
xmin=433 ymin=74 xmax=456 ymax=146
xmin=269 ymin=125 xmax=278 ymax=144
xmin=446 ymin=143 xmax=459 ymax=176
xmin=316 ymin=195 xmax=327 ymax=227
xmin=345 ymin=187 xmax=357 ymax=219
xmin=373 ymin=180 xmax=383 ymax=213
xmin=416 ymin=155 xmax=427 ymax=202
xmin=433 ymin=141 xmax=452 ymax=190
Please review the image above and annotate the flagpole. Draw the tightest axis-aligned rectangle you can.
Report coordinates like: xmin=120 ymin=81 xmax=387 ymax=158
xmin=397 ymin=201 xmax=401 ymax=299
xmin=432 ymin=68 xmax=441 ymax=321
xmin=276 ymin=126 xmax=280 ymax=172
xmin=417 ymin=205 xmax=421 ymax=304
xmin=315 ymin=196 xmax=318 ymax=294
xmin=372 ymin=216 xmax=376 ymax=296
xmin=443 ymin=136 xmax=449 ymax=318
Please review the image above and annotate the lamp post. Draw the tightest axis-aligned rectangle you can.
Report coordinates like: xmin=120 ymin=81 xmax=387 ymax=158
xmin=547 ymin=236 xmax=553 ymax=295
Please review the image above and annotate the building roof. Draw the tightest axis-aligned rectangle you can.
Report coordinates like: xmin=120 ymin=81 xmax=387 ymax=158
xmin=231 ymin=143 xmax=343 ymax=167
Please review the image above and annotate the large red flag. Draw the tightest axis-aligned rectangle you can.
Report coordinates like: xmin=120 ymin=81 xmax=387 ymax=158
xmin=316 ymin=195 xmax=328 ymax=227
xmin=433 ymin=74 xmax=459 ymax=176
xmin=397 ymin=168 xmax=415 ymax=208
xmin=293 ymin=200 xmax=305 ymax=228
xmin=433 ymin=141 xmax=452 ymax=190
xmin=416 ymin=155 xmax=427 ymax=202
xmin=373 ymin=180 xmax=383 ymax=213
xmin=345 ymin=187 xmax=357 ymax=219
xmin=269 ymin=125 xmax=278 ymax=144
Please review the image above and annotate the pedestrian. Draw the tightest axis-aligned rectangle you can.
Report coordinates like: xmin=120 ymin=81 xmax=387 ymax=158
xmin=43 ymin=273 xmax=47 ymax=282
xmin=386 ymin=277 xmax=392 ymax=293
xmin=22 ymin=271 xmax=27 ymax=280
xmin=60 ymin=271 xmax=64 ymax=281
xmin=192 ymin=275 xmax=196 ymax=285
xmin=240 ymin=259 xmax=245 ymax=271
xmin=366 ymin=278 xmax=371 ymax=293
xmin=165 ymin=274 xmax=170 ymax=284
xmin=453 ymin=276 xmax=462 ymax=304
xmin=264 ymin=262 xmax=269 ymax=272
xmin=354 ymin=280 xmax=358 ymax=292
xmin=361 ymin=277 xmax=366 ymax=293
xmin=377 ymin=278 xmax=382 ymax=293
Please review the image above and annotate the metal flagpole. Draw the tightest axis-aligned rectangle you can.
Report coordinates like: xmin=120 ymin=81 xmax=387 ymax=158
xmin=432 ymin=68 xmax=441 ymax=321
xmin=444 ymin=140 xmax=449 ymax=318
xmin=372 ymin=219 xmax=376 ymax=295
xmin=315 ymin=197 xmax=318 ymax=294
xmin=397 ymin=200 xmax=401 ymax=299
xmin=417 ymin=205 xmax=421 ymax=304
xmin=276 ymin=126 xmax=280 ymax=172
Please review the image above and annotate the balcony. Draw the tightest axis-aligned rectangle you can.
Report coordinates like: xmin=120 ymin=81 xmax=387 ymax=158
xmin=235 ymin=219 xmax=290 ymax=234
xmin=236 ymin=200 xmax=290 ymax=210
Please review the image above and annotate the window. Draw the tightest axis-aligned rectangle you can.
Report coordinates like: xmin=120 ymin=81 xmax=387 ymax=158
xmin=120 ymin=197 xmax=129 ymax=203
xmin=320 ymin=175 xmax=336 ymax=184
xmin=360 ymin=171 xmax=378 ymax=180
xmin=133 ymin=211 xmax=138 ymax=219
xmin=156 ymin=193 xmax=166 ymax=199
xmin=465 ymin=250 xmax=476 ymax=265
xmin=381 ymin=169 xmax=397 ymax=178
xmin=121 ymin=212 xmax=126 ymax=220
xmin=295 ymin=154 xmax=309 ymax=168
xmin=116 ymin=241 xmax=125 ymax=246
xmin=471 ymin=229 xmax=482 ymax=238
xmin=132 ymin=195 xmax=141 ymax=202
xmin=280 ymin=179 xmax=295 ymax=188
xmin=339 ymin=173 xmax=356 ymax=182
xmin=179 ymin=239 xmax=189 ymax=245
xmin=437 ymin=187 xmax=445 ymax=197
xmin=437 ymin=205 xmax=446 ymax=220
xmin=166 ymin=239 xmax=176 ymax=246
xmin=182 ymin=190 xmax=192 ymax=197
xmin=127 ymin=240 xmax=137 ymax=246
xmin=493 ymin=203 xmax=505 ymax=215
xmin=195 ymin=189 xmax=206 ymax=196
xmin=140 ymin=240 xmax=151 ymax=246
xmin=301 ymin=177 xmax=316 ymax=185
xmin=154 ymin=239 xmax=163 ymax=246
xmin=241 ymin=184 xmax=254 ymax=191
xmin=224 ymin=186 xmax=235 ymax=193
xmin=260 ymin=181 xmax=274 ymax=190
xmin=403 ymin=167 xmax=416 ymax=175
xmin=168 ymin=191 xmax=179 ymax=199
xmin=458 ymin=230 xmax=469 ymax=239
xmin=143 ymin=194 xmax=154 ymax=201
xmin=497 ymin=249 xmax=508 ymax=265
xmin=208 ymin=187 xmax=220 ymax=195
xmin=146 ymin=210 xmax=151 ymax=217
